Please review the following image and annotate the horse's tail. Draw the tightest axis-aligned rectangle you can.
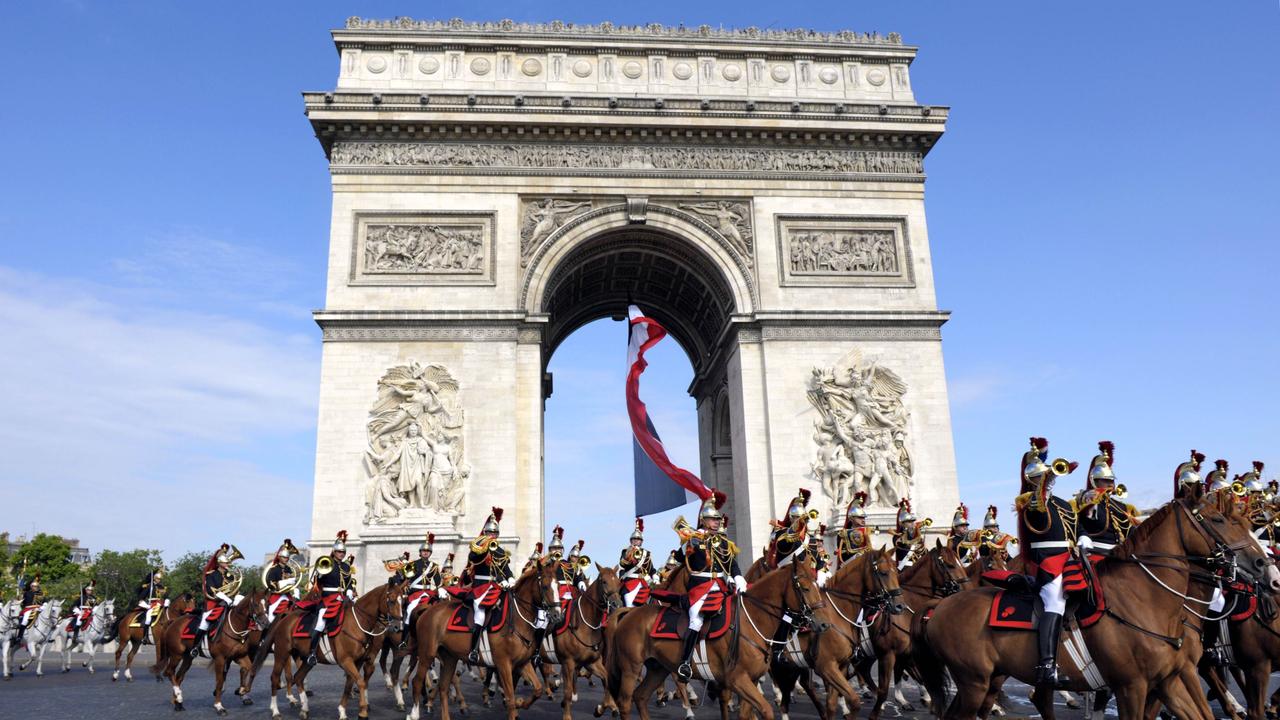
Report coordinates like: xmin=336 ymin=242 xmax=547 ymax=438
xmin=604 ymin=616 xmax=625 ymax=701
xmin=911 ymin=614 xmax=950 ymax=716
xmin=248 ymin=615 xmax=284 ymax=687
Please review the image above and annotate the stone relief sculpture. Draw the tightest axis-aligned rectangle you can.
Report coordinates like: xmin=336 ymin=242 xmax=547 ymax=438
xmin=362 ymin=361 xmax=470 ymax=524
xmin=331 ymin=142 xmax=925 ymax=177
xmin=364 ymin=222 xmax=485 ymax=273
xmin=789 ymin=228 xmax=897 ymax=275
xmin=678 ymin=201 xmax=753 ymax=257
xmin=807 ymin=351 xmax=913 ymax=511
xmin=520 ymin=199 xmax=592 ymax=264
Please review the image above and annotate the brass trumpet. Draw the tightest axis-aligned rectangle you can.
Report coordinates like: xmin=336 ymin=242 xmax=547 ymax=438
xmin=383 ymin=556 xmax=408 ymax=574
xmin=807 ymin=509 xmax=821 ymax=520
xmin=1230 ymin=480 xmax=1248 ymax=496
xmin=1050 ymin=458 xmax=1074 ymax=476
xmin=576 ymin=555 xmax=592 ymax=569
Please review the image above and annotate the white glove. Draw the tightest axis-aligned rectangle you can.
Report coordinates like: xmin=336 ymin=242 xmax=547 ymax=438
xmin=1076 ymin=536 xmax=1094 ymax=552
xmin=577 ymin=581 xmax=587 ymax=592
xmin=734 ymin=575 xmax=748 ymax=593
xmin=806 ymin=517 xmax=821 ymax=534
xmin=346 ymin=588 xmax=357 ymax=600
xmin=437 ymin=587 xmax=449 ymax=600
xmin=163 ymin=599 xmax=171 ymax=607
xmin=502 ymin=578 xmax=516 ymax=589
xmin=216 ymin=592 xmax=234 ymax=606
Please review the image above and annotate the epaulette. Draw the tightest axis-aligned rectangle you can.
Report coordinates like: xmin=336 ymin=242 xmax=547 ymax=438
xmin=725 ymin=539 xmax=740 ymax=555
xmin=470 ymin=535 xmax=496 ymax=553
xmin=1014 ymin=491 xmax=1034 ymax=510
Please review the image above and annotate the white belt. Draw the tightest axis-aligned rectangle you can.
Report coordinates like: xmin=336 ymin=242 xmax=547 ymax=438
xmin=621 ymin=568 xmax=642 ymax=579
xmin=690 ymin=571 xmax=724 ymax=579
xmin=1089 ymin=542 xmax=1115 ymax=550
xmin=1029 ymin=541 xmax=1070 ymax=549
xmin=474 ymin=575 xmax=494 ymax=581
xmin=320 ymin=586 xmax=343 ymax=592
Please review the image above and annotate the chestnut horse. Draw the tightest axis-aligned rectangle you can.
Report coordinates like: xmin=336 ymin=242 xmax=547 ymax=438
xmin=885 ymin=542 xmax=969 ymax=711
xmin=917 ymin=496 xmax=1280 ymax=720
xmin=540 ymin=564 xmax=624 ymax=720
xmin=406 ymin=559 xmax=562 ymax=720
xmin=249 ymin=582 xmax=404 ymax=720
xmin=606 ymin=560 xmax=827 ymax=720
xmin=114 ymin=592 xmax=192 ymax=683
xmin=152 ymin=592 xmax=270 ymax=713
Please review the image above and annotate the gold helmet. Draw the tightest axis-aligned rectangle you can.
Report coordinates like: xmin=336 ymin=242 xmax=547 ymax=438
xmin=528 ymin=542 xmax=544 ymax=563
xmin=983 ymin=504 xmax=1000 ymax=530
xmin=568 ymin=539 xmax=584 ymax=561
xmin=1020 ymin=437 xmax=1050 ymax=493
xmin=844 ymin=491 xmax=868 ymax=528
xmin=419 ymin=532 xmax=435 ymax=554
xmin=481 ymin=507 xmax=503 ymax=536
xmin=664 ymin=549 xmax=680 ymax=569
xmin=697 ymin=490 xmax=728 ymax=525
xmin=1087 ymin=441 xmax=1117 ymax=490
xmin=896 ymin=498 xmax=916 ymax=526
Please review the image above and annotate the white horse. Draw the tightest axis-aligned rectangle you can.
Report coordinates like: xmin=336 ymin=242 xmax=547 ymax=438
xmin=1 ymin=599 xmax=21 ymax=679
xmin=10 ymin=599 xmax=65 ymax=677
xmin=54 ymin=600 xmax=115 ymax=674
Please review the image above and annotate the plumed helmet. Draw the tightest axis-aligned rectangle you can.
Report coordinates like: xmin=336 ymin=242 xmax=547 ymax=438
xmin=983 ymin=505 xmax=999 ymax=530
xmin=698 ymin=490 xmax=728 ymax=524
xmin=568 ymin=539 xmax=584 ymax=560
xmin=951 ymin=503 xmax=970 ymax=529
xmin=215 ymin=543 xmax=233 ymax=564
xmin=528 ymin=542 xmax=543 ymax=561
xmin=154 ymin=566 xmax=165 ymax=578
xmin=664 ymin=549 xmax=680 ymax=568
xmin=1020 ymin=437 xmax=1050 ymax=492
xmin=29 ymin=574 xmax=41 ymax=589
xmin=896 ymin=498 xmax=916 ymax=525
xmin=844 ymin=491 xmax=868 ymax=527
xmin=786 ymin=488 xmax=812 ymax=521
xmin=1240 ymin=461 xmax=1266 ymax=494
xmin=630 ymin=517 xmax=645 ymax=542
xmin=1087 ymin=441 xmax=1117 ymax=490
xmin=482 ymin=507 xmax=503 ymax=535
xmin=1205 ymin=459 xmax=1231 ymax=493
xmin=332 ymin=530 xmax=349 ymax=553
xmin=548 ymin=525 xmax=565 ymax=554
xmin=1174 ymin=450 xmax=1206 ymax=497
xmin=419 ymin=533 xmax=435 ymax=553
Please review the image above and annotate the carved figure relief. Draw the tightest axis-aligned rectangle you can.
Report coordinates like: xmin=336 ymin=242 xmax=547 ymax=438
xmin=807 ymin=351 xmax=912 ymax=511
xmin=363 ymin=361 xmax=470 ymax=524
xmin=520 ymin=199 xmax=593 ymax=265
xmin=677 ymin=201 xmax=753 ymax=258
xmin=776 ymin=216 xmax=913 ymax=287
xmin=364 ymin=223 xmax=484 ymax=273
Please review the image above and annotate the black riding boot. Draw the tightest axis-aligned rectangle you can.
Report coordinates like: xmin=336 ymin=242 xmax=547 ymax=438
xmin=70 ymin=622 xmax=81 ymax=648
xmin=467 ymin=624 xmax=484 ymax=664
xmin=1034 ymin=611 xmax=1063 ymax=686
xmin=532 ymin=627 xmax=547 ymax=667
xmin=140 ymin=621 xmax=151 ymax=645
xmin=1203 ymin=619 xmax=1227 ymax=666
xmin=676 ymin=630 xmax=700 ymax=681
xmin=188 ymin=626 xmax=208 ymax=658
xmin=305 ymin=628 xmax=323 ymax=667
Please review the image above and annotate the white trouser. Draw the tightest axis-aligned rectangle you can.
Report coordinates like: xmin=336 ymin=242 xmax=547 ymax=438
xmin=267 ymin=597 xmax=289 ymax=623
xmin=473 ymin=586 xmax=496 ymax=628
xmin=198 ymin=610 xmax=214 ymax=632
xmin=314 ymin=610 xmax=327 ymax=632
xmin=405 ymin=593 xmax=426 ymax=618
xmin=688 ymin=592 xmax=719 ymax=632
xmin=534 ymin=609 xmax=548 ymax=630
xmin=1039 ymin=574 xmax=1066 ymax=615
xmin=20 ymin=608 xmax=38 ymax=625
xmin=624 ymin=584 xmax=644 ymax=607
xmin=1209 ymin=587 xmax=1226 ymax=612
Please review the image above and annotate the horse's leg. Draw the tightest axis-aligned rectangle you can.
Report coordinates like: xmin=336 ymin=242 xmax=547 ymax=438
xmin=1111 ymin=682 xmax=1154 ymax=720
xmin=867 ymin=651 xmax=895 ymax=720
xmin=725 ymin=669 xmax=775 ymax=720
xmin=561 ymin=657 xmax=578 ymax=720
xmin=798 ymin=669 xmax=831 ymax=720
xmin=588 ymin=658 xmax=617 ymax=717
xmin=944 ymin=670 xmax=993 ymax=720
xmin=268 ymin=653 xmax=286 ymax=720
xmin=632 ymin=662 xmax=671 ymax=720
xmin=211 ymin=652 xmax=229 ymax=716
xmin=1202 ymin=660 xmax=1246 ymax=720
xmin=235 ymin=656 xmax=254 ymax=704
xmin=172 ymin=654 xmax=195 ymax=711
xmin=497 ymin=657 xmax=524 ymax=720
xmin=437 ymin=655 xmax=461 ymax=720
xmin=335 ymin=657 xmax=357 ymax=720
xmin=1242 ymin=660 xmax=1271 ymax=720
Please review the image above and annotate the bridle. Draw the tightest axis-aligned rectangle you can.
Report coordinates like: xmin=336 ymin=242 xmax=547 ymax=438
xmin=901 ymin=548 xmax=966 ymax=599
xmin=741 ymin=561 xmax=826 ymax=645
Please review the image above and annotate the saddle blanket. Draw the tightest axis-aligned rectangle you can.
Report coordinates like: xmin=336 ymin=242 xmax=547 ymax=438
xmin=986 ymin=589 xmax=1104 ymax=631
xmin=445 ymin=594 xmax=510 ymax=633
xmin=181 ymin=606 xmax=226 ymax=640
xmin=290 ymin=595 xmax=346 ymax=639
xmin=650 ymin=599 xmax=733 ymax=640
xmin=63 ymin=608 xmax=92 ymax=632
xmin=445 ymin=583 xmax=503 ymax=607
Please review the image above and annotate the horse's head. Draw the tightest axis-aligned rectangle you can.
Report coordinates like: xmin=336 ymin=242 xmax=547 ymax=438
xmin=173 ymin=592 xmax=195 ymax=614
xmin=865 ymin=548 xmax=905 ymax=614
xmin=531 ymin=558 xmax=562 ymax=621
xmin=930 ymin=540 xmax=968 ymax=596
xmin=592 ymin=563 xmax=624 ymax=613
xmin=243 ymin=591 xmax=270 ymax=629
xmin=773 ymin=558 xmax=826 ymax=628
xmin=379 ymin=581 xmax=406 ymax=633
xmin=98 ymin=600 xmax=115 ymax=623
xmin=1189 ymin=495 xmax=1280 ymax=592
xmin=983 ymin=548 xmax=1009 ymax=572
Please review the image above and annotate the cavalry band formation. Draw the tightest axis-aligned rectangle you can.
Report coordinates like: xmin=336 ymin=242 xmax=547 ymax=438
xmin=4 ymin=439 xmax=1278 ymax=720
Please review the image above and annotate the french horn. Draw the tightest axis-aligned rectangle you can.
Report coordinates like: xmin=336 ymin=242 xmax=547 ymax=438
xmin=260 ymin=540 xmax=304 ymax=595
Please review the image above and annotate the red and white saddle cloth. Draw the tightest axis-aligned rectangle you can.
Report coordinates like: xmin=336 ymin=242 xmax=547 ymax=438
xmin=290 ymin=594 xmax=345 ymax=639
xmin=63 ymin=608 xmax=93 ymax=633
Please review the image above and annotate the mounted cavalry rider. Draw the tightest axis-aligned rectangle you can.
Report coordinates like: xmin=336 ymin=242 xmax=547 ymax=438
xmin=658 ymin=550 xmax=681 ymax=584
xmin=547 ymin=526 xmax=587 ymax=600
xmin=190 ymin=543 xmax=241 ymax=658
xmin=305 ymin=531 xmax=357 ymax=667
xmin=440 ymin=552 xmax=459 ymax=589
xmin=1074 ymin=441 xmax=1140 ymax=557
xmin=134 ymin=566 xmax=167 ymax=644
xmin=977 ymin=505 xmax=1017 ymax=561
xmin=891 ymin=499 xmax=931 ymax=569
xmin=1173 ymin=449 xmax=1207 ymax=500
xmin=674 ymin=492 xmax=746 ymax=682
xmin=766 ymin=488 xmax=813 ymax=569
xmin=806 ymin=524 xmax=833 ymax=585
xmin=400 ymin=533 xmax=443 ymax=647
xmin=264 ymin=538 xmax=302 ymax=624
xmin=16 ymin=573 xmax=44 ymax=642
xmin=68 ymin=578 xmax=98 ymax=647
xmin=947 ymin=503 xmax=981 ymax=565
xmin=1015 ymin=436 xmax=1081 ymax=687
xmin=618 ymin=518 xmax=658 ymax=607
xmin=462 ymin=507 xmax=513 ymax=664
xmin=835 ymin=492 xmax=872 ymax=569
xmin=522 ymin=543 xmax=544 ymax=573
xmin=1239 ymin=461 xmax=1268 ymax=527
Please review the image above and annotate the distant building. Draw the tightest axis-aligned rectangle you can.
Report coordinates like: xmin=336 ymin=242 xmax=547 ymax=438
xmin=3 ymin=534 xmax=92 ymax=565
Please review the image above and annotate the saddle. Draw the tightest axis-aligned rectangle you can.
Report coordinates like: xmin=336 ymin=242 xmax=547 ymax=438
xmin=181 ymin=605 xmax=227 ymax=641
xmin=64 ymin=608 xmax=92 ymax=632
xmin=982 ymin=570 xmax=1105 ymax=631
xmin=445 ymin=584 xmax=504 ymax=608
xmin=650 ymin=598 xmax=734 ymax=640
xmin=622 ymin=578 xmax=651 ymax=605
xmin=445 ymin=594 xmax=510 ymax=633
xmin=291 ymin=595 xmax=346 ymax=639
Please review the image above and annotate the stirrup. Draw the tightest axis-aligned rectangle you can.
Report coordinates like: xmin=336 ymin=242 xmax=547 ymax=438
xmin=676 ymin=662 xmax=693 ymax=681
xmin=1033 ymin=662 xmax=1059 ymax=687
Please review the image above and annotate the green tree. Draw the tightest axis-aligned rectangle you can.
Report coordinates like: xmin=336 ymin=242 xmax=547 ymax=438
xmin=166 ymin=552 xmax=209 ymax=601
xmin=11 ymin=533 xmax=77 ymax=584
xmin=0 ymin=532 xmax=13 ymax=599
xmin=43 ymin=568 xmax=89 ymax=605
xmin=92 ymin=549 xmax=164 ymax=610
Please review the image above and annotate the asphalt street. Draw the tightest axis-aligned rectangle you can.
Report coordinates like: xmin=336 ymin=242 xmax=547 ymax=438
xmin=0 ymin=647 xmax=1114 ymax=720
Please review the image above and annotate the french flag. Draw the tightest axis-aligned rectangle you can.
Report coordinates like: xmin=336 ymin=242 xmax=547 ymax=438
xmin=626 ymin=304 xmax=714 ymax=515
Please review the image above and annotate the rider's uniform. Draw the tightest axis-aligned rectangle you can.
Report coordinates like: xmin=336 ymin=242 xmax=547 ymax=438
xmin=766 ymin=489 xmax=813 ymax=569
xmin=1015 ymin=437 xmax=1079 ymax=685
xmin=675 ymin=494 xmax=746 ymax=680
xmin=978 ymin=505 xmax=1017 ymax=561
xmin=618 ymin=518 xmax=657 ymax=607
xmin=189 ymin=543 xmax=238 ymax=657
xmin=946 ymin=504 xmax=980 ymax=565
xmin=404 ymin=534 xmax=443 ymax=619
xmin=264 ymin=539 xmax=302 ymax=624
xmin=305 ymin=531 xmax=357 ymax=666
xmin=1074 ymin=441 xmax=1140 ymax=558
xmin=835 ymin=492 xmax=872 ymax=569
xmin=891 ymin=500 xmax=930 ymax=569
xmin=68 ymin=581 xmax=97 ymax=643
xmin=17 ymin=577 xmax=44 ymax=637
xmin=556 ymin=540 xmax=589 ymax=601
xmin=462 ymin=508 xmax=513 ymax=663
xmin=135 ymin=569 xmax=167 ymax=640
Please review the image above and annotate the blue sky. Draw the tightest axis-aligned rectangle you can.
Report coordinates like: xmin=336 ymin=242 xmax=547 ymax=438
xmin=1 ymin=2 xmax=1277 ymax=562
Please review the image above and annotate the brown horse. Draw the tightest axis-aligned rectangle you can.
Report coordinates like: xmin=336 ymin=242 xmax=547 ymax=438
xmin=249 ymin=582 xmax=404 ymax=720
xmin=112 ymin=592 xmax=192 ymax=683
xmin=208 ymin=591 xmax=270 ymax=715
xmin=540 ymin=564 xmax=624 ymax=720
xmin=151 ymin=592 xmax=269 ymax=713
xmin=917 ymin=496 xmax=1280 ymax=720
xmin=884 ymin=541 xmax=969 ymax=711
xmin=606 ymin=560 xmax=827 ymax=720
xmin=406 ymin=559 xmax=562 ymax=720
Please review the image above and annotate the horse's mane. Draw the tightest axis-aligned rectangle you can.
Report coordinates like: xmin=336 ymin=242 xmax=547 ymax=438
xmin=1106 ymin=500 xmax=1176 ymax=558
xmin=749 ymin=558 xmax=816 ymax=595
xmin=830 ymin=550 xmax=873 ymax=589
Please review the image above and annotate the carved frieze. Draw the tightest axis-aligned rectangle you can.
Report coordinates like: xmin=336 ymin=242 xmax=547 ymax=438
xmin=776 ymin=215 xmax=914 ymax=288
xmin=676 ymin=201 xmax=753 ymax=259
xmin=363 ymin=361 xmax=470 ymax=525
xmin=519 ymin=199 xmax=594 ymax=266
xmin=330 ymin=142 xmax=924 ymax=180
xmin=351 ymin=212 xmax=494 ymax=286
xmin=807 ymin=351 xmax=913 ymax=513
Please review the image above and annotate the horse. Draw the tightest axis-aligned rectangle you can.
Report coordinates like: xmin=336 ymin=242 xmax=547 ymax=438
xmin=11 ymin=598 xmax=64 ymax=677
xmin=1 ymin=599 xmax=20 ymax=679
xmin=151 ymin=592 xmax=265 ymax=713
xmin=916 ymin=495 xmax=1280 ymax=720
xmin=606 ymin=559 xmax=827 ymax=720
xmin=539 ymin=564 xmax=624 ymax=720
xmin=884 ymin=542 xmax=968 ymax=711
xmin=249 ymin=581 xmax=404 ymax=720
xmin=114 ymin=591 xmax=192 ymax=683
xmin=53 ymin=599 xmax=114 ymax=674
xmin=406 ymin=559 xmax=563 ymax=720
xmin=205 ymin=591 xmax=270 ymax=715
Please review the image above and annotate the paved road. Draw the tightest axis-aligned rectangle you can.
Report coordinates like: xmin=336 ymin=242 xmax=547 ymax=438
xmin=0 ymin=647 xmax=1113 ymax=720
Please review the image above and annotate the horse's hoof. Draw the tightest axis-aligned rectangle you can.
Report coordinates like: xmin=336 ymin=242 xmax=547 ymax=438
xmin=290 ymin=701 xmax=300 ymax=709
xmin=396 ymin=704 xmax=405 ymax=712
xmin=306 ymin=690 xmax=314 ymax=697
xmin=216 ymin=708 xmax=228 ymax=716
xmin=174 ymin=703 xmax=185 ymax=712
xmin=242 ymin=697 xmax=253 ymax=706
xmin=1066 ymin=698 xmax=1082 ymax=710
xmin=62 ymin=667 xmax=70 ymax=673
xmin=594 ymin=705 xmax=604 ymax=717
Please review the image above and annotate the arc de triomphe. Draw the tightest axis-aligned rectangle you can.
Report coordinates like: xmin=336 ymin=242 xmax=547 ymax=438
xmin=306 ymin=17 xmax=960 ymax=580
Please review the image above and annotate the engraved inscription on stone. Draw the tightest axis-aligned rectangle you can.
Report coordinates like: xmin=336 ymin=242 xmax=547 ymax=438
xmin=352 ymin=212 xmax=494 ymax=285
xmin=807 ymin=350 xmax=913 ymax=512
xmin=331 ymin=142 xmax=925 ymax=178
xmin=776 ymin=216 xmax=913 ymax=287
